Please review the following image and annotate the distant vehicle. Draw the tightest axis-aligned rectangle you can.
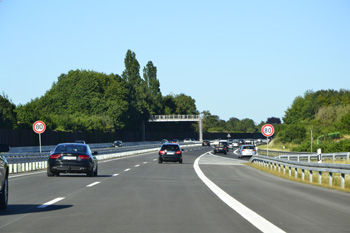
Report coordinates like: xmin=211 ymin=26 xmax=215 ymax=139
xmin=74 ymin=140 xmax=86 ymax=144
xmin=0 ymin=144 xmax=9 ymax=210
xmin=112 ymin=140 xmax=123 ymax=147
xmin=172 ymin=139 xmax=179 ymax=144
xmin=184 ymin=138 xmax=192 ymax=143
xmin=232 ymin=140 xmax=240 ymax=148
xmin=238 ymin=139 xmax=245 ymax=145
xmin=47 ymin=143 xmax=98 ymax=177
xmin=213 ymin=141 xmax=228 ymax=155
xmin=256 ymin=139 xmax=263 ymax=144
xmin=202 ymin=140 xmax=210 ymax=146
xmin=191 ymin=138 xmax=196 ymax=142
xmin=245 ymin=139 xmax=254 ymax=144
xmin=239 ymin=145 xmax=256 ymax=158
xmin=158 ymin=143 xmax=183 ymax=164
xmin=228 ymin=139 xmax=234 ymax=149
xmin=161 ymin=139 xmax=168 ymax=144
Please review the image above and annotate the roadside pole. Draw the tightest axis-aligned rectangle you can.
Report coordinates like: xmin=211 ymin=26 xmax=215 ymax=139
xmin=261 ymin=124 xmax=274 ymax=157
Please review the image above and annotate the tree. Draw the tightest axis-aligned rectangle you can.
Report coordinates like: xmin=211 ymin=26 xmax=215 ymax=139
xmin=0 ymin=94 xmax=17 ymax=129
xmin=143 ymin=61 xmax=162 ymax=115
xmin=266 ymin=117 xmax=281 ymax=125
xmin=122 ymin=50 xmax=149 ymax=130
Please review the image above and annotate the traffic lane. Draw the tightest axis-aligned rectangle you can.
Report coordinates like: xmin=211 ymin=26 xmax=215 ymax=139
xmin=0 ymin=147 xmax=259 ymax=233
xmin=200 ymin=163 xmax=350 ymax=233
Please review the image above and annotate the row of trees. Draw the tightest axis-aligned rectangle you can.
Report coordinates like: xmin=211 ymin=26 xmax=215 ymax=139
xmin=276 ymin=89 xmax=350 ymax=152
xmin=1 ymin=50 xmax=198 ymax=133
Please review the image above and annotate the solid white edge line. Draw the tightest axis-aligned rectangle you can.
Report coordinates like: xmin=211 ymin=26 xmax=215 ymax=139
xmin=87 ymin=181 xmax=101 ymax=187
xmin=124 ymin=168 xmax=131 ymax=171
xmin=113 ymin=174 xmax=119 ymax=177
xmin=194 ymin=153 xmax=286 ymax=233
xmin=37 ymin=197 xmax=65 ymax=208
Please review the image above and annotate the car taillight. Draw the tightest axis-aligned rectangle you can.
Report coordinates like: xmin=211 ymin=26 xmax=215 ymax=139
xmin=50 ymin=154 xmax=61 ymax=159
xmin=242 ymin=149 xmax=245 ymax=152
xmin=253 ymin=150 xmax=256 ymax=152
xmin=78 ymin=155 xmax=90 ymax=160
xmin=159 ymin=150 xmax=165 ymax=155
xmin=176 ymin=151 xmax=181 ymax=154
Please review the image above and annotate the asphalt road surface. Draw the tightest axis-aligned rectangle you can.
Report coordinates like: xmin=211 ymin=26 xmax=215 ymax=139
xmin=1 ymin=146 xmax=350 ymax=233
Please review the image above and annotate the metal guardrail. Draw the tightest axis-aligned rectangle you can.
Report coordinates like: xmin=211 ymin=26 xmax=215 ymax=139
xmin=250 ymin=153 xmax=350 ymax=189
xmin=3 ymin=142 xmax=201 ymax=174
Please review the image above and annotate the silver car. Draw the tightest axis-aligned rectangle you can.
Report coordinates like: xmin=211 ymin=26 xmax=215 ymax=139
xmin=239 ymin=145 xmax=256 ymax=158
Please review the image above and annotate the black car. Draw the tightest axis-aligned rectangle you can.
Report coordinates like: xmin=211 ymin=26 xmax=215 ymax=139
xmin=213 ymin=141 xmax=228 ymax=154
xmin=0 ymin=144 xmax=9 ymax=210
xmin=112 ymin=140 xmax=123 ymax=147
xmin=47 ymin=143 xmax=98 ymax=177
xmin=202 ymin=140 xmax=210 ymax=146
xmin=158 ymin=143 xmax=183 ymax=164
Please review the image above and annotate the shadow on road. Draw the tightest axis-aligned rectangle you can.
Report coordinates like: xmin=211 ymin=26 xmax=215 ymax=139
xmin=0 ymin=204 xmax=73 ymax=216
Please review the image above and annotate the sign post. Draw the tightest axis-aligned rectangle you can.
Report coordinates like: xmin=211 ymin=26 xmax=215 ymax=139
xmin=261 ymin=124 xmax=274 ymax=157
xmin=33 ymin=121 xmax=46 ymax=153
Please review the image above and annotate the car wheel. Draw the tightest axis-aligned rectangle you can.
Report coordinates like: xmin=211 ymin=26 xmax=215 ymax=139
xmin=87 ymin=169 xmax=94 ymax=177
xmin=94 ymin=166 xmax=98 ymax=177
xmin=158 ymin=159 xmax=162 ymax=164
xmin=0 ymin=175 xmax=8 ymax=210
xmin=47 ymin=168 xmax=54 ymax=177
xmin=179 ymin=159 xmax=183 ymax=164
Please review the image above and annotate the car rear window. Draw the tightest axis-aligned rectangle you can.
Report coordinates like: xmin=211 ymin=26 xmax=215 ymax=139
xmin=243 ymin=146 xmax=255 ymax=150
xmin=161 ymin=145 xmax=180 ymax=151
xmin=55 ymin=145 xmax=87 ymax=153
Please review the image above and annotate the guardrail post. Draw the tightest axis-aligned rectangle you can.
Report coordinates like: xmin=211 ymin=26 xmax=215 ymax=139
xmin=318 ymin=171 xmax=322 ymax=184
xmin=302 ymin=169 xmax=305 ymax=180
xmin=329 ymin=172 xmax=333 ymax=187
xmin=333 ymin=154 xmax=335 ymax=162
xmin=295 ymin=167 xmax=298 ymax=179
xmin=283 ymin=165 xmax=286 ymax=174
xmin=297 ymin=156 xmax=300 ymax=162
xmin=289 ymin=166 xmax=292 ymax=177
xmin=278 ymin=164 xmax=281 ymax=173
xmin=309 ymin=170 xmax=313 ymax=183
xmin=308 ymin=155 xmax=310 ymax=163
xmin=341 ymin=173 xmax=345 ymax=189
xmin=347 ymin=152 xmax=350 ymax=161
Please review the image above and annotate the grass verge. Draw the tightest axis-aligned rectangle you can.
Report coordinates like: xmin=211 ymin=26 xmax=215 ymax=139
xmin=248 ymin=162 xmax=350 ymax=193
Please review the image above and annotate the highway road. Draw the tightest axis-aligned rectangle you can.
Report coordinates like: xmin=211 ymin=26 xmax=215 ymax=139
xmin=1 ymin=145 xmax=350 ymax=233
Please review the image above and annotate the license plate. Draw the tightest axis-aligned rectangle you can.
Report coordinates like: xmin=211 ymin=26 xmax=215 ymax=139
xmin=63 ymin=156 xmax=76 ymax=160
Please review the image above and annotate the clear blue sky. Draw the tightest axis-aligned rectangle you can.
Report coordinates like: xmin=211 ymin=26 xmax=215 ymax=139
xmin=1 ymin=0 xmax=349 ymax=124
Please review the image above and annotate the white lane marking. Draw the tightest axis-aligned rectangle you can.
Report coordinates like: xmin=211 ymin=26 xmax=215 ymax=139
xmin=135 ymin=165 xmax=140 ymax=167
xmin=87 ymin=181 xmax=101 ymax=187
xmin=143 ymin=162 xmax=148 ymax=164
xmin=113 ymin=174 xmax=119 ymax=177
xmin=9 ymin=170 xmax=46 ymax=178
xmin=194 ymin=154 xmax=286 ymax=233
xmin=153 ymin=159 xmax=157 ymax=161
xmin=37 ymin=197 xmax=65 ymax=208
xmin=124 ymin=168 xmax=131 ymax=172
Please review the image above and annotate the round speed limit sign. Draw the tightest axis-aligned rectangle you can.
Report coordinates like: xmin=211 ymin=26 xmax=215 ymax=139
xmin=261 ymin=124 xmax=274 ymax=137
xmin=33 ymin=121 xmax=46 ymax=134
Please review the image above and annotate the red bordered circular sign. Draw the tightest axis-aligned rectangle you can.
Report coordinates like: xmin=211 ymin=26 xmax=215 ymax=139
xmin=33 ymin=121 xmax=46 ymax=134
xmin=261 ymin=124 xmax=274 ymax=137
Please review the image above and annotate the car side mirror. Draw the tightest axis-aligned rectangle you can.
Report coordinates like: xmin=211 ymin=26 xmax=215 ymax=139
xmin=0 ymin=144 xmax=9 ymax=152
xmin=93 ymin=151 xmax=98 ymax=155
xmin=181 ymin=149 xmax=184 ymax=151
